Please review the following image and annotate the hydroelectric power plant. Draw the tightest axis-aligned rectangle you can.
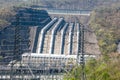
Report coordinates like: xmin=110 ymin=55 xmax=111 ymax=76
xmin=0 ymin=7 xmax=100 ymax=80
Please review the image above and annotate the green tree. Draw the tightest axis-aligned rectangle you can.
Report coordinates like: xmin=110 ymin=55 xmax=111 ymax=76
xmin=64 ymin=55 xmax=120 ymax=80
xmin=89 ymin=6 xmax=120 ymax=54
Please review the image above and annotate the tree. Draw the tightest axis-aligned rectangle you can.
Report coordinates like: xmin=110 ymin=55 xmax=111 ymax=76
xmin=64 ymin=55 xmax=120 ymax=80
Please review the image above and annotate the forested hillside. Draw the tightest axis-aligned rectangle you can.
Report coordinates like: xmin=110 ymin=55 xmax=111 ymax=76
xmin=0 ymin=0 xmax=20 ymax=30
xmin=27 ymin=0 xmax=120 ymax=10
xmin=0 ymin=8 xmax=15 ymax=30
xmin=89 ymin=5 xmax=120 ymax=54
xmin=64 ymin=4 xmax=120 ymax=80
xmin=0 ymin=0 xmax=120 ymax=29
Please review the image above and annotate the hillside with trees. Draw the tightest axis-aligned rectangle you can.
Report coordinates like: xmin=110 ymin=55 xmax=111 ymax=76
xmin=64 ymin=4 xmax=120 ymax=80
xmin=1 ymin=0 xmax=120 ymax=30
xmin=89 ymin=5 xmax=120 ymax=55
xmin=0 ymin=8 xmax=15 ymax=30
xmin=64 ymin=53 xmax=120 ymax=80
xmin=27 ymin=0 xmax=120 ymax=10
xmin=0 ymin=0 xmax=20 ymax=30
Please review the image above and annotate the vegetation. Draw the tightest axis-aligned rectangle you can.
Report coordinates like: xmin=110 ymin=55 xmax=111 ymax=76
xmin=89 ymin=5 xmax=120 ymax=54
xmin=64 ymin=54 xmax=120 ymax=80
xmin=1 ymin=0 xmax=120 ymax=10
xmin=0 ymin=7 xmax=16 ymax=30
xmin=0 ymin=56 xmax=3 ymax=61
xmin=64 ymin=4 xmax=120 ymax=80
xmin=30 ymin=0 xmax=120 ymax=10
xmin=0 ymin=0 xmax=19 ymax=30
